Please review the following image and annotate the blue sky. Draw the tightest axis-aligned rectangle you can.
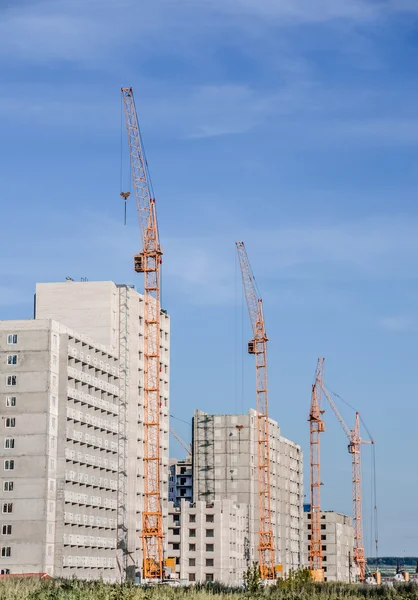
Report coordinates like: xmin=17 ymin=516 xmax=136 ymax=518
xmin=1 ymin=0 xmax=418 ymax=556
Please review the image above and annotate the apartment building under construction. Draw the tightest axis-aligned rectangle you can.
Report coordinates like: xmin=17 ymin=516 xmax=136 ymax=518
xmin=0 ymin=280 xmax=170 ymax=581
xmin=192 ymin=409 xmax=304 ymax=577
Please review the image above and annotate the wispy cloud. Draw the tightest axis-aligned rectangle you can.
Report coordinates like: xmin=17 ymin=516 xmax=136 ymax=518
xmin=1 ymin=0 xmax=416 ymax=69
xmin=160 ymin=214 xmax=418 ymax=308
xmin=212 ymin=0 xmax=418 ymax=22
xmin=102 ymin=214 xmax=418 ymax=304
xmin=216 ymin=0 xmax=379 ymax=22
xmin=2 ymin=80 xmax=418 ymax=147
xmin=242 ymin=216 xmax=418 ymax=280
xmin=2 ymin=209 xmax=418 ymax=321
xmin=0 ymin=87 xmax=114 ymax=132
xmin=153 ymin=83 xmax=314 ymax=139
xmin=378 ymin=316 xmax=417 ymax=332
xmin=1 ymin=1 xmax=418 ymax=146
xmin=147 ymin=84 xmax=264 ymax=139
xmin=0 ymin=0 xmax=208 ymax=66
xmin=0 ymin=79 xmax=311 ymax=139
xmin=0 ymin=0 xmax=164 ymax=66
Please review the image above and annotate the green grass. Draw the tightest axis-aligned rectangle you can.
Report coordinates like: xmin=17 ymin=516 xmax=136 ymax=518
xmin=1 ymin=579 xmax=418 ymax=600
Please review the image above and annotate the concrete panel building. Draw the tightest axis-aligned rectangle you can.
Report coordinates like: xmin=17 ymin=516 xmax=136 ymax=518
xmin=305 ymin=511 xmax=354 ymax=582
xmin=0 ymin=280 xmax=171 ymax=581
xmin=0 ymin=319 xmax=120 ymax=578
xmin=169 ymin=457 xmax=193 ymax=507
xmin=192 ymin=409 xmax=304 ymax=576
xmin=167 ymin=499 xmax=249 ymax=585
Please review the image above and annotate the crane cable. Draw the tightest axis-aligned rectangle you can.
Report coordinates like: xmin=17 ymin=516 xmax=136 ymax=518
xmin=170 ymin=414 xmax=191 ymax=426
xmin=234 ymin=250 xmax=245 ymax=414
xmin=120 ymin=93 xmax=124 ymax=193
xmin=120 ymin=95 xmax=131 ymax=225
xmin=234 ymin=250 xmax=238 ymax=414
xmin=372 ymin=443 xmax=379 ymax=570
xmin=121 ymin=93 xmax=164 ymax=301
xmin=133 ymin=104 xmax=164 ymax=304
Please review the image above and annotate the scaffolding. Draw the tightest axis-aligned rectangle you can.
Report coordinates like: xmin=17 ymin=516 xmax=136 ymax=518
xmin=117 ymin=285 xmax=129 ymax=580
xmin=196 ymin=413 xmax=215 ymax=504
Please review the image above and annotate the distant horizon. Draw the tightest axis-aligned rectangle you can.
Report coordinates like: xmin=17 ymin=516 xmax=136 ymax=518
xmin=368 ymin=557 xmax=418 ymax=561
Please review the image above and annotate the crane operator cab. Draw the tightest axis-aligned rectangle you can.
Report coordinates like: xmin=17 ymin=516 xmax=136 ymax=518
xmin=248 ymin=340 xmax=255 ymax=354
xmin=134 ymin=253 xmax=145 ymax=273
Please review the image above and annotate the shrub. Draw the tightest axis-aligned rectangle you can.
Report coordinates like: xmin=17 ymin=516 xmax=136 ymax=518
xmin=243 ymin=563 xmax=262 ymax=594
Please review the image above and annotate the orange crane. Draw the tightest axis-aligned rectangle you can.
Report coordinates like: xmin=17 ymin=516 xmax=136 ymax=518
xmin=319 ymin=381 xmax=371 ymax=582
xmin=122 ymin=87 xmax=164 ymax=580
xmin=309 ymin=358 xmax=325 ymax=582
xmin=236 ymin=241 xmax=275 ymax=580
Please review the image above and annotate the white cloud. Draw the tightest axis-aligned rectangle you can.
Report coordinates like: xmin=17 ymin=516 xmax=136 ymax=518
xmin=1 ymin=0 xmax=418 ymax=147
xmin=155 ymin=215 xmax=418 ymax=305
xmin=0 ymin=1 xmax=114 ymax=64
xmin=0 ymin=0 xmax=204 ymax=65
xmin=216 ymin=0 xmax=418 ymax=22
xmin=163 ymin=238 xmax=234 ymax=305
xmin=1 ymin=0 xmax=416 ymax=68
xmin=2 ymin=210 xmax=418 ymax=317
xmin=149 ymin=84 xmax=262 ymax=139
xmin=0 ymin=79 xmax=311 ymax=139
xmin=214 ymin=0 xmax=381 ymax=22
xmin=2 ymin=80 xmax=418 ymax=149
xmin=244 ymin=216 xmax=418 ymax=279
xmin=157 ymin=83 xmax=312 ymax=139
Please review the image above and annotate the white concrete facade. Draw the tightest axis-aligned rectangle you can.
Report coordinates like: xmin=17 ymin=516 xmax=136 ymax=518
xmin=169 ymin=457 xmax=193 ymax=507
xmin=305 ymin=511 xmax=354 ymax=582
xmin=0 ymin=319 xmax=120 ymax=579
xmin=0 ymin=280 xmax=170 ymax=581
xmin=192 ymin=409 xmax=304 ymax=576
xmin=167 ymin=499 xmax=249 ymax=585
xmin=35 ymin=281 xmax=170 ymax=579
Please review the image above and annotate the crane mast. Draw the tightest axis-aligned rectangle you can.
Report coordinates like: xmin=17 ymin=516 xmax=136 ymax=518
xmin=351 ymin=412 xmax=366 ymax=582
xmin=309 ymin=358 xmax=325 ymax=581
xmin=122 ymin=87 xmax=164 ymax=580
xmin=320 ymin=383 xmax=369 ymax=582
xmin=236 ymin=242 xmax=275 ymax=580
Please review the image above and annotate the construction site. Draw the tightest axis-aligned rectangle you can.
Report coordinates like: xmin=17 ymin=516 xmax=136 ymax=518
xmin=0 ymin=87 xmax=397 ymax=588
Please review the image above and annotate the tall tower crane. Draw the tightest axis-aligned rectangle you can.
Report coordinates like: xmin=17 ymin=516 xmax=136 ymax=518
xmin=122 ymin=87 xmax=164 ymax=580
xmin=309 ymin=358 xmax=325 ymax=582
xmin=319 ymin=382 xmax=371 ymax=582
xmin=236 ymin=242 xmax=275 ymax=580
